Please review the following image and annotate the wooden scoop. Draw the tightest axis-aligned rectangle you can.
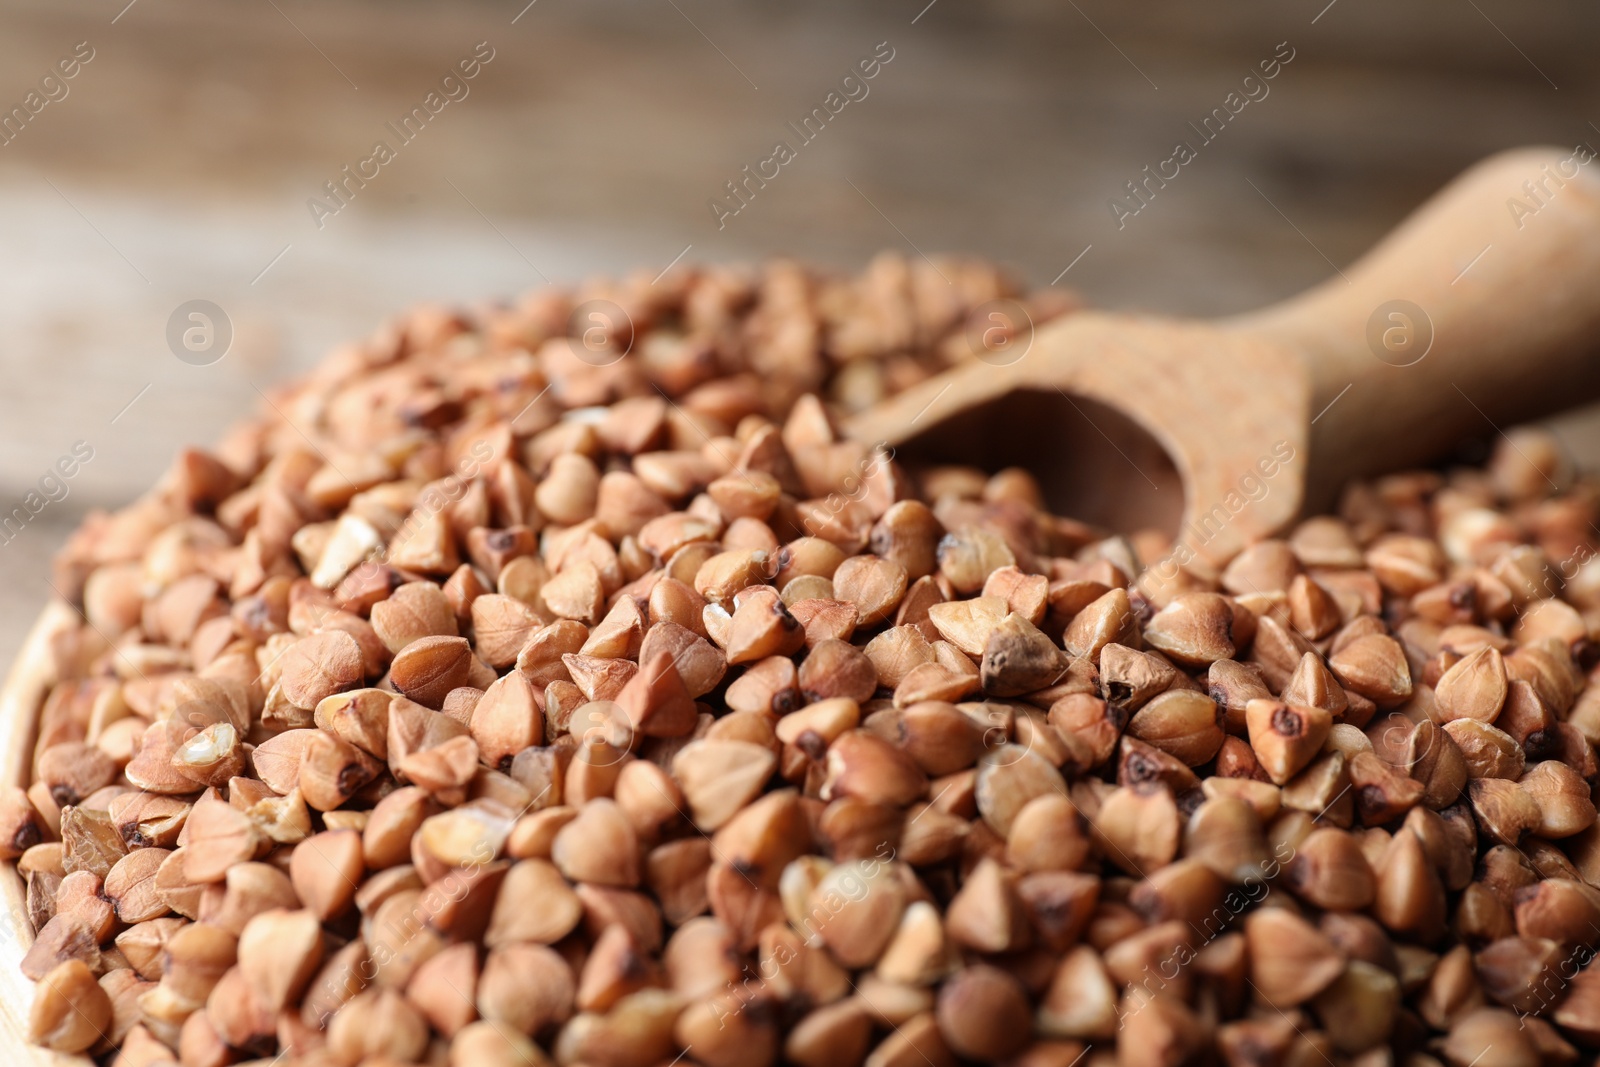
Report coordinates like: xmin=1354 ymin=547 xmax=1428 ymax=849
xmin=847 ymin=146 xmax=1600 ymax=575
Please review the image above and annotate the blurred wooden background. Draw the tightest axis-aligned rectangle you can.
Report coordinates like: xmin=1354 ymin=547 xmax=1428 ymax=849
xmin=2 ymin=0 xmax=1599 ymax=667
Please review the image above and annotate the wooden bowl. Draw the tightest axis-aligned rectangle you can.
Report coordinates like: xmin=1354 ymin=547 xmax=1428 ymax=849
xmin=0 ymin=600 xmax=99 ymax=1066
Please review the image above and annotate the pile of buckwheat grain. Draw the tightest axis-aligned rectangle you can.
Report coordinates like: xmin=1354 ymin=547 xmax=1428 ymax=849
xmin=9 ymin=252 xmax=1600 ymax=1067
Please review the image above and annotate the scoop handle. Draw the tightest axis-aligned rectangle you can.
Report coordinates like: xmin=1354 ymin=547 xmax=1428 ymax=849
xmin=1226 ymin=146 xmax=1600 ymax=507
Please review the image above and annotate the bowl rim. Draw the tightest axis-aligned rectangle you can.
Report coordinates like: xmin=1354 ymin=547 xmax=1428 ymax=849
xmin=0 ymin=600 xmax=101 ymax=1066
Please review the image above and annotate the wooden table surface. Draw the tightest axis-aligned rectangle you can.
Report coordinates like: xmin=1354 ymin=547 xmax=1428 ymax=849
xmin=2 ymin=0 xmax=1599 ymax=672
